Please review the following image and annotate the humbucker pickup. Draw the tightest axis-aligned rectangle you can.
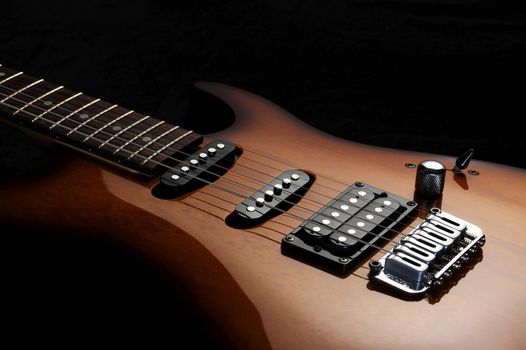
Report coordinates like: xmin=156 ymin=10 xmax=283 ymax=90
xmin=368 ymin=208 xmax=485 ymax=296
xmin=281 ymin=182 xmax=418 ymax=275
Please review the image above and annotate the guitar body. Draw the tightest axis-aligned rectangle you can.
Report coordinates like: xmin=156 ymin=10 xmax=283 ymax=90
xmin=2 ymin=81 xmax=526 ymax=349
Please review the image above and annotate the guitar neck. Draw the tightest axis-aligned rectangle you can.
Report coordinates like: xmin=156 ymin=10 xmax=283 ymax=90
xmin=0 ymin=65 xmax=202 ymax=177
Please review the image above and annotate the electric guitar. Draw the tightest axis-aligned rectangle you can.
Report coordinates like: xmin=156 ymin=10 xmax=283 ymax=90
xmin=1 ymin=64 xmax=525 ymax=349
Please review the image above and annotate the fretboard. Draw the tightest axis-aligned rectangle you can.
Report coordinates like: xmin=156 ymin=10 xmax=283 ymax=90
xmin=0 ymin=65 xmax=202 ymax=176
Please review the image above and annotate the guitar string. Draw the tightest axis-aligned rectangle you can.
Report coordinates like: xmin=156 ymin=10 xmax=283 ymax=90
xmin=0 ymin=78 xmax=435 ymax=252
xmin=0 ymin=76 xmax=431 ymax=231
xmin=0 ymin=70 xmax=433 ymax=227
xmin=0 ymin=67 xmax=433 ymax=219
xmin=0 ymin=73 xmax=445 ymax=251
xmin=0 ymin=93 xmax=408 ymax=256
xmin=0 ymin=82 xmax=428 ymax=245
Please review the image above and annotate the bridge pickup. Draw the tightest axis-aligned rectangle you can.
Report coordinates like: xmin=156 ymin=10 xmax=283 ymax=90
xmin=153 ymin=140 xmax=238 ymax=198
xmin=227 ymin=170 xmax=313 ymax=228
xmin=281 ymin=182 xmax=417 ymax=275
xmin=369 ymin=209 xmax=485 ymax=296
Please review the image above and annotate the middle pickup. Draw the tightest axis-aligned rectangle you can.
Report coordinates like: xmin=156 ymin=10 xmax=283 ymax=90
xmin=227 ymin=169 xmax=314 ymax=228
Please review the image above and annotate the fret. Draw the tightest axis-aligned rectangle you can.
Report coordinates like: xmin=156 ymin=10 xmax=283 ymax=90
xmin=83 ymin=109 xmax=134 ymax=142
xmin=98 ymin=114 xmax=150 ymax=149
xmin=0 ymin=65 xmax=203 ymax=177
xmin=128 ymin=125 xmax=180 ymax=160
xmin=0 ymin=71 xmax=24 ymax=86
xmin=31 ymin=92 xmax=83 ymax=123
xmin=13 ymin=86 xmax=64 ymax=115
xmin=67 ymin=104 xmax=118 ymax=136
xmin=0 ymin=79 xmax=44 ymax=103
xmin=140 ymin=130 xmax=195 ymax=165
xmin=49 ymin=98 xmax=101 ymax=130
xmin=113 ymin=121 xmax=164 ymax=155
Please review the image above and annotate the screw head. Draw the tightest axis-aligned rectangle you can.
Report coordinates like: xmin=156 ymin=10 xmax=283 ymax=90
xmin=468 ymin=169 xmax=480 ymax=176
xmin=339 ymin=257 xmax=349 ymax=263
xmin=355 ymin=182 xmax=364 ymax=187
xmin=405 ymin=162 xmax=416 ymax=168
xmin=285 ymin=236 xmax=294 ymax=242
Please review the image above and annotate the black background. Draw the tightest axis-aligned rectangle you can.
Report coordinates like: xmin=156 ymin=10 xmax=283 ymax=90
xmin=1 ymin=1 xmax=525 ymax=348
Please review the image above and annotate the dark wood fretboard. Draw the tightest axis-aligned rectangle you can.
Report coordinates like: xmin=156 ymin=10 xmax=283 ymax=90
xmin=0 ymin=65 xmax=202 ymax=176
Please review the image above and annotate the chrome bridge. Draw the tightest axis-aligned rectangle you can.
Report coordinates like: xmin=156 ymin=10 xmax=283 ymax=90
xmin=369 ymin=208 xmax=485 ymax=295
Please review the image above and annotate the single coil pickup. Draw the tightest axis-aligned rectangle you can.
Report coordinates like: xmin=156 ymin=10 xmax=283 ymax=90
xmin=369 ymin=209 xmax=486 ymax=297
xmin=153 ymin=139 xmax=239 ymax=198
xmin=282 ymin=182 xmax=418 ymax=276
xmin=227 ymin=170 xmax=314 ymax=228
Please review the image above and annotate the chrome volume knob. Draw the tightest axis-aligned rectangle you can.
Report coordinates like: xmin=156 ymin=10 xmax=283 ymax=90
xmin=415 ymin=160 xmax=446 ymax=197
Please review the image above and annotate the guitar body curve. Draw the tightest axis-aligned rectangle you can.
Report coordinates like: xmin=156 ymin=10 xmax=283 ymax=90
xmin=2 ymin=81 xmax=526 ymax=349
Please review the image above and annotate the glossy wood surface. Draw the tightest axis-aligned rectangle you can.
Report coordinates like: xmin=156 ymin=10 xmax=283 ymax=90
xmin=1 ymin=82 xmax=526 ymax=349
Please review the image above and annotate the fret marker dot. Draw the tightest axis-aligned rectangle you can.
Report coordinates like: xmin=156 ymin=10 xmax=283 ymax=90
xmin=331 ymin=211 xmax=340 ymax=218
xmin=347 ymin=229 xmax=356 ymax=235
xmin=340 ymin=204 xmax=349 ymax=211
xmin=366 ymin=214 xmax=374 ymax=220
xmin=142 ymin=136 xmax=152 ymax=142
xmin=357 ymin=221 xmax=365 ymax=227
xmin=322 ymin=219 xmax=331 ymax=225
xmin=383 ymin=200 xmax=392 ymax=206
xmin=349 ymin=198 xmax=358 ymax=203
xmin=79 ymin=113 xmax=89 ymax=119
xmin=375 ymin=207 xmax=383 ymax=213
xmin=43 ymin=100 xmax=53 ymax=106
xmin=338 ymin=236 xmax=347 ymax=242
xmin=112 ymin=126 xmax=122 ymax=131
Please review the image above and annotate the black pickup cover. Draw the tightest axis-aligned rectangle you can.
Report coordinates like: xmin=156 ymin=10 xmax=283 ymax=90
xmin=281 ymin=182 xmax=417 ymax=276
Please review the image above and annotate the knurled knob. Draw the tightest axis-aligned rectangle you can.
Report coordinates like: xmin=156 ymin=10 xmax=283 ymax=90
xmin=415 ymin=160 xmax=446 ymax=197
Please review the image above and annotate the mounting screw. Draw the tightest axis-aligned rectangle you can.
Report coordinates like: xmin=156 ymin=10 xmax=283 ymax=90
xmin=355 ymin=182 xmax=364 ymax=187
xmin=285 ymin=236 xmax=294 ymax=242
xmin=425 ymin=275 xmax=434 ymax=287
xmin=339 ymin=257 xmax=349 ymax=263
xmin=405 ymin=163 xmax=416 ymax=168
xmin=468 ymin=169 xmax=480 ymax=176
xmin=368 ymin=260 xmax=383 ymax=275
xmin=430 ymin=207 xmax=441 ymax=214
xmin=434 ymin=277 xmax=444 ymax=287
xmin=407 ymin=201 xmax=417 ymax=206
